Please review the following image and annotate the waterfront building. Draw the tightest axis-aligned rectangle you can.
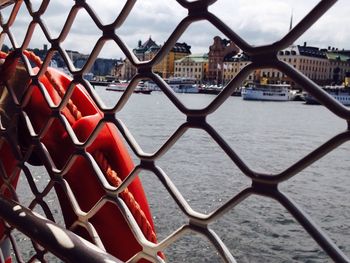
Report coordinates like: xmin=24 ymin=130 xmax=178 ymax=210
xmin=223 ymin=43 xmax=350 ymax=89
xmin=174 ymin=53 xmax=209 ymax=83
xmin=144 ymin=42 xmax=191 ymax=78
xmin=111 ymin=61 xmax=124 ymax=80
xmin=208 ymin=36 xmax=239 ymax=84
xmin=121 ymin=58 xmax=137 ymax=81
xmin=326 ymin=48 xmax=350 ymax=84
xmin=160 ymin=42 xmax=191 ymax=78
xmin=121 ymin=38 xmax=191 ymax=79
xmin=119 ymin=37 xmax=159 ymax=80
xmin=133 ymin=37 xmax=159 ymax=61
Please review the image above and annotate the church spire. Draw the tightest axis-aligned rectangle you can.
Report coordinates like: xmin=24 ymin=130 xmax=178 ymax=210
xmin=289 ymin=9 xmax=293 ymax=31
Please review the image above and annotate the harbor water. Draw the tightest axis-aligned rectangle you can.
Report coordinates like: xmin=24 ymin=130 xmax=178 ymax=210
xmin=17 ymin=89 xmax=350 ymax=262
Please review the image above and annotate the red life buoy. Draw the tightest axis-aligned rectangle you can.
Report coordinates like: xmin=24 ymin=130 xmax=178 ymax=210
xmin=0 ymin=51 xmax=24 ymax=263
xmin=0 ymin=51 xmax=162 ymax=262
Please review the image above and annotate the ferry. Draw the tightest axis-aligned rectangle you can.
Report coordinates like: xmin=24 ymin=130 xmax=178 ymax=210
xmin=198 ymin=84 xmax=222 ymax=95
xmin=106 ymin=82 xmax=152 ymax=94
xmin=166 ymin=77 xmax=199 ymax=93
xmin=198 ymin=85 xmax=241 ymax=96
xmin=304 ymin=75 xmax=350 ymax=105
xmin=241 ymin=82 xmax=296 ymax=101
xmin=144 ymin=80 xmax=161 ymax=91
xmin=304 ymin=85 xmax=350 ymax=106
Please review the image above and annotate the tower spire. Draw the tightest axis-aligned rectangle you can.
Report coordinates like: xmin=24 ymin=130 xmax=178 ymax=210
xmin=289 ymin=9 xmax=293 ymax=31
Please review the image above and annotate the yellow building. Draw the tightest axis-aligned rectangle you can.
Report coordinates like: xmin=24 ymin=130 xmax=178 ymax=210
xmin=152 ymin=43 xmax=192 ymax=78
xmin=174 ymin=54 xmax=209 ymax=83
xmin=223 ymin=44 xmax=350 ymax=89
xmin=122 ymin=38 xmax=192 ymax=79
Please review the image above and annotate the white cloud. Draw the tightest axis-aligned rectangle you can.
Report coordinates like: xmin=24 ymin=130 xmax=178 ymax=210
xmin=1 ymin=0 xmax=349 ymax=58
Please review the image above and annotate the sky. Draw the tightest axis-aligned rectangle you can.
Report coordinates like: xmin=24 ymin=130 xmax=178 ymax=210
xmin=1 ymin=0 xmax=349 ymax=59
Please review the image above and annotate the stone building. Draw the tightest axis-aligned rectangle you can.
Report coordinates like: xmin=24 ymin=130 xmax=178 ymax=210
xmin=326 ymin=49 xmax=350 ymax=84
xmin=121 ymin=38 xmax=191 ymax=79
xmin=111 ymin=62 xmax=124 ymax=80
xmin=159 ymin=42 xmax=191 ymax=78
xmin=121 ymin=59 xmax=137 ymax=81
xmin=174 ymin=53 xmax=209 ymax=83
xmin=133 ymin=37 xmax=159 ymax=61
xmin=142 ymin=42 xmax=191 ymax=78
xmin=223 ymin=43 xmax=350 ymax=89
xmin=120 ymin=37 xmax=160 ymax=80
xmin=207 ymin=36 xmax=239 ymax=84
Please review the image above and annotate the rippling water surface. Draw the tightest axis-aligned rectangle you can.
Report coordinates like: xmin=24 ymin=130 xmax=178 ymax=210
xmin=17 ymin=89 xmax=350 ymax=262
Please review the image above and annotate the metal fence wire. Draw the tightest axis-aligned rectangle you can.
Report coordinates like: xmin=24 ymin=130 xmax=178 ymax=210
xmin=0 ymin=0 xmax=349 ymax=262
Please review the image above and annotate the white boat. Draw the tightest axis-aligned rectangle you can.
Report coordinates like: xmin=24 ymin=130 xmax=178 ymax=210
xmin=241 ymin=83 xmax=296 ymax=101
xmin=144 ymin=80 xmax=161 ymax=91
xmin=166 ymin=77 xmax=199 ymax=93
xmin=106 ymin=82 xmax=152 ymax=94
xmin=304 ymin=85 xmax=350 ymax=106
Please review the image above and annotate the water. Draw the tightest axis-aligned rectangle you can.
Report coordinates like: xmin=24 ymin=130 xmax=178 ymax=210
xmin=16 ymin=90 xmax=350 ymax=262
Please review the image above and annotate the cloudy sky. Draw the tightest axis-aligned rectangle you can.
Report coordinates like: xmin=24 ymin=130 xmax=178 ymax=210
xmin=1 ymin=0 xmax=349 ymax=59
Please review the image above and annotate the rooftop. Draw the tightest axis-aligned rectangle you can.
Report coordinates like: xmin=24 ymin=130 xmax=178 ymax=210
xmin=326 ymin=52 xmax=350 ymax=62
xmin=175 ymin=53 xmax=208 ymax=63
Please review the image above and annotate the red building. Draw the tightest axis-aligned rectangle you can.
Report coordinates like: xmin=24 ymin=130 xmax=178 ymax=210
xmin=208 ymin=36 xmax=239 ymax=84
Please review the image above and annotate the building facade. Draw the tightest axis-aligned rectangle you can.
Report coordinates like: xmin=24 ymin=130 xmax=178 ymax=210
xmin=144 ymin=42 xmax=191 ymax=78
xmin=121 ymin=38 xmax=191 ymax=80
xmin=326 ymin=50 xmax=350 ymax=84
xmin=223 ymin=43 xmax=350 ymax=89
xmin=120 ymin=37 xmax=160 ymax=80
xmin=121 ymin=59 xmax=137 ymax=81
xmin=174 ymin=53 xmax=209 ymax=83
xmin=208 ymin=36 xmax=239 ymax=84
xmin=133 ymin=37 xmax=159 ymax=61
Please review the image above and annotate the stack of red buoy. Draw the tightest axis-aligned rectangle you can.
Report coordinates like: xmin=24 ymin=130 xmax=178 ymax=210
xmin=0 ymin=51 xmax=162 ymax=262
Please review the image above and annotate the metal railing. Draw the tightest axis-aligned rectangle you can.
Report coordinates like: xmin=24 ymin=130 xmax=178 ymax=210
xmin=0 ymin=0 xmax=349 ymax=262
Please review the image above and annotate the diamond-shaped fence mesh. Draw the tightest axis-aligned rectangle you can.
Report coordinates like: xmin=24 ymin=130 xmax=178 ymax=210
xmin=0 ymin=0 xmax=349 ymax=262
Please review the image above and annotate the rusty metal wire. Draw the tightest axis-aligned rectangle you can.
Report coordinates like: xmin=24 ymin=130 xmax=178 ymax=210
xmin=0 ymin=0 xmax=349 ymax=262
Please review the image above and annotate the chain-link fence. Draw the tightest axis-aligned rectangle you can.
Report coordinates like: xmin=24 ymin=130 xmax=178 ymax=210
xmin=0 ymin=0 xmax=349 ymax=262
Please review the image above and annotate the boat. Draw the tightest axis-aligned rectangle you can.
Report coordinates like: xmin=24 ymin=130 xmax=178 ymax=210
xmin=304 ymin=85 xmax=350 ymax=106
xmin=292 ymin=92 xmax=305 ymax=101
xmin=144 ymin=80 xmax=161 ymax=91
xmin=304 ymin=76 xmax=350 ymax=105
xmin=231 ymin=87 xmax=242 ymax=97
xmin=106 ymin=82 xmax=152 ymax=94
xmin=198 ymin=85 xmax=241 ymax=96
xmin=241 ymin=82 xmax=296 ymax=101
xmin=166 ymin=77 xmax=199 ymax=93
xmin=198 ymin=84 xmax=222 ymax=95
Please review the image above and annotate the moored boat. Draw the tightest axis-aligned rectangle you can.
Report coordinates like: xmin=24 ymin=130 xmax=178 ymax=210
xmin=198 ymin=85 xmax=241 ymax=96
xmin=241 ymin=83 xmax=296 ymax=101
xmin=198 ymin=84 xmax=222 ymax=95
xmin=166 ymin=77 xmax=199 ymax=93
xmin=231 ymin=87 xmax=242 ymax=97
xmin=106 ymin=82 xmax=152 ymax=94
xmin=304 ymin=85 xmax=350 ymax=106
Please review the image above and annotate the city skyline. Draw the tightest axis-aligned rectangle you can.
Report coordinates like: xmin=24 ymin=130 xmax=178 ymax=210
xmin=1 ymin=0 xmax=349 ymax=59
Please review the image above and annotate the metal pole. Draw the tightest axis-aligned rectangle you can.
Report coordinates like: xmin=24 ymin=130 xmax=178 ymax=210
xmin=0 ymin=197 xmax=123 ymax=263
xmin=0 ymin=0 xmax=14 ymax=9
